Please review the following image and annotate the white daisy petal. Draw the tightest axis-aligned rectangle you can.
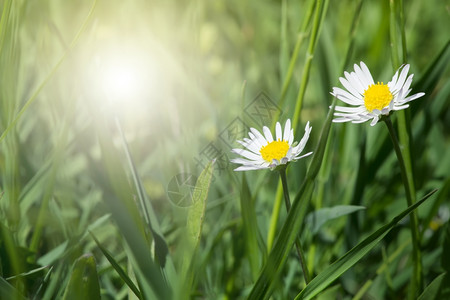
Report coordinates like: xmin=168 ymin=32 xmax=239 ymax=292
xmin=332 ymin=87 xmax=363 ymax=105
xmin=393 ymin=104 xmax=409 ymax=110
xmin=288 ymin=129 xmax=294 ymax=145
xmin=263 ymin=126 xmax=274 ymax=143
xmin=393 ymin=64 xmax=410 ymax=93
xmin=234 ymin=165 xmax=266 ymax=171
xmin=275 ymin=122 xmax=282 ymax=141
xmin=401 ymin=92 xmax=425 ymax=104
xmin=340 ymin=76 xmax=362 ymax=99
xmin=360 ymin=62 xmax=374 ymax=85
xmin=370 ymin=117 xmax=379 ymax=126
xmin=348 ymin=71 xmax=366 ymax=95
xmin=333 ymin=117 xmax=354 ymax=123
xmin=237 ymin=140 xmax=260 ymax=154
xmin=231 ymin=149 xmax=262 ymax=161
xmin=354 ymin=63 xmax=370 ymax=88
xmin=250 ymin=127 xmax=268 ymax=147
xmin=230 ymin=118 xmax=312 ymax=171
xmin=388 ymin=68 xmax=400 ymax=90
xmin=335 ymin=106 xmax=366 ymax=113
xmin=283 ymin=119 xmax=291 ymax=141
xmin=293 ymin=151 xmax=313 ymax=160
xmin=331 ymin=61 xmax=424 ymax=126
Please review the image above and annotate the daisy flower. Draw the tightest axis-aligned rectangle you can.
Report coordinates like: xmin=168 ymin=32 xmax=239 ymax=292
xmin=230 ymin=119 xmax=312 ymax=171
xmin=331 ymin=62 xmax=425 ymax=126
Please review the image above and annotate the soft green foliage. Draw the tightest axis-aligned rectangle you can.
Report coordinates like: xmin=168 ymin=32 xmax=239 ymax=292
xmin=0 ymin=0 xmax=448 ymax=299
xmin=62 ymin=254 xmax=101 ymax=300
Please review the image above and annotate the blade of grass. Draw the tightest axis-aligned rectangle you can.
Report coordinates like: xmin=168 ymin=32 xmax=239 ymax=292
xmin=0 ymin=277 xmax=25 ymax=300
xmin=247 ymin=96 xmax=336 ymax=300
xmin=181 ymin=160 xmax=215 ymax=298
xmin=90 ymin=231 xmax=142 ymax=300
xmin=115 ymin=117 xmax=172 ymax=271
xmin=266 ymin=0 xmax=327 ymax=254
xmin=239 ymin=173 xmax=260 ymax=280
xmin=96 ymin=115 xmax=170 ymax=299
xmin=62 ymin=254 xmax=101 ymax=300
xmin=294 ymin=189 xmax=437 ymax=300
xmin=0 ymin=0 xmax=97 ymax=143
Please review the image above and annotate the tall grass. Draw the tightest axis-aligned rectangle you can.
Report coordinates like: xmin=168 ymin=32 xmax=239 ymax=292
xmin=0 ymin=0 xmax=449 ymax=299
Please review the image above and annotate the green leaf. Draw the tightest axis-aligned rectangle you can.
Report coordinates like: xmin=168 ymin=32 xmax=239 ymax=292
xmin=96 ymin=119 xmax=171 ymax=299
xmin=90 ymin=231 xmax=142 ymax=300
xmin=186 ymin=160 xmax=214 ymax=247
xmin=294 ymin=189 xmax=437 ymax=300
xmin=181 ymin=160 xmax=214 ymax=297
xmin=0 ymin=277 xmax=25 ymax=300
xmin=305 ymin=205 xmax=366 ymax=235
xmin=62 ymin=254 xmax=101 ymax=300
xmin=442 ymin=222 xmax=450 ymax=272
xmin=240 ymin=173 xmax=261 ymax=280
xmin=248 ymin=92 xmax=336 ymax=300
xmin=418 ymin=273 xmax=447 ymax=300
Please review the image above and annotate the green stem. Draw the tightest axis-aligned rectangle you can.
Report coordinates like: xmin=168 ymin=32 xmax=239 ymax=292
xmin=292 ymin=0 xmax=327 ymax=132
xmin=267 ymin=183 xmax=283 ymax=251
xmin=383 ymin=116 xmax=422 ymax=297
xmin=266 ymin=0 xmax=317 ymax=251
xmin=279 ymin=168 xmax=310 ymax=284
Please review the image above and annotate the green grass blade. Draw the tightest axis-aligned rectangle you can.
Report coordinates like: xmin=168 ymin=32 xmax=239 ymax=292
xmin=186 ymin=160 xmax=214 ymax=248
xmin=0 ymin=277 xmax=25 ymax=300
xmin=62 ymin=254 xmax=101 ymax=300
xmin=240 ymin=173 xmax=261 ymax=280
xmin=417 ymin=273 xmax=448 ymax=300
xmin=96 ymin=117 xmax=171 ymax=299
xmin=0 ymin=0 xmax=97 ymax=143
xmin=248 ymin=98 xmax=336 ymax=300
xmin=305 ymin=205 xmax=365 ymax=235
xmin=115 ymin=118 xmax=171 ymax=270
xmin=90 ymin=231 xmax=142 ymax=300
xmin=181 ymin=160 xmax=214 ymax=297
xmin=294 ymin=189 xmax=437 ymax=300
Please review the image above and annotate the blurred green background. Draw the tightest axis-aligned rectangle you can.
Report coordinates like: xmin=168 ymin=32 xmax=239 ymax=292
xmin=0 ymin=0 xmax=448 ymax=299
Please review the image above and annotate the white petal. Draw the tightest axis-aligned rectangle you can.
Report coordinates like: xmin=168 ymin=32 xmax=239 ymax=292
xmin=292 ymin=122 xmax=311 ymax=154
xmin=283 ymin=119 xmax=291 ymax=141
xmin=348 ymin=71 xmax=366 ymax=95
xmin=393 ymin=64 xmax=410 ymax=93
xmin=370 ymin=117 xmax=379 ymax=126
xmin=234 ymin=165 xmax=267 ymax=171
xmin=388 ymin=68 xmax=400 ymax=90
xmin=288 ymin=129 xmax=294 ymax=145
xmin=332 ymin=117 xmax=353 ymax=123
xmin=400 ymin=92 xmax=425 ymax=104
xmin=248 ymin=132 xmax=263 ymax=149
xmin=232 ymin=149 xmax=262 ymax=161
xmin=230 ymin=157 xmax=259 ymax=165
xmin=332 ymin=87 xmax=363 ymax=105
xmin=250 ymin=128 xmax=268 ymax=147
xmin=360 ymin=62 xmax=374 ymax=85
xmin=354 ymin=63 xmax=370 ymax=87
xmin=334 ymin=105 xmax=366 ymax=113
xmin=393 ymin=104 xmax=409 ymax=110
xmin=400 ymin=74 xmax=414 ymax=96
xmin=262 ymin=126 xmax=274 ymax=143
xmin=275 ymin=122 xmax=282 ymax=141
xmin=292 ymin=151 xmax=313 ymax=160
xmin=237 ymin=140 xmax=260 ymax=154
xmin=340 ymin=76 xmax=362 ymax=99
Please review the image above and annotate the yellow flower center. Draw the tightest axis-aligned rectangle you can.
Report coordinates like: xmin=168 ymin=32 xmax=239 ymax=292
xmin=363 ymin=82 xmax=393 ymax=112
xmin=260 ymin=140 xmax=289 ymax=162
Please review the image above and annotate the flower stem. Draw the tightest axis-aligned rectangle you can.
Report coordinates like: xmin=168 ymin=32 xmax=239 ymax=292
xmin=279 ymin=168 xmax=310 ymax=284
xmin=384 ymin=116 xmax=422 ymax=295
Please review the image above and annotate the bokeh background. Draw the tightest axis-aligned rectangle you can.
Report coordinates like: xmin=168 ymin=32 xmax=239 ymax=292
xmin=0 ymin=0 xmax=449 ymax=299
